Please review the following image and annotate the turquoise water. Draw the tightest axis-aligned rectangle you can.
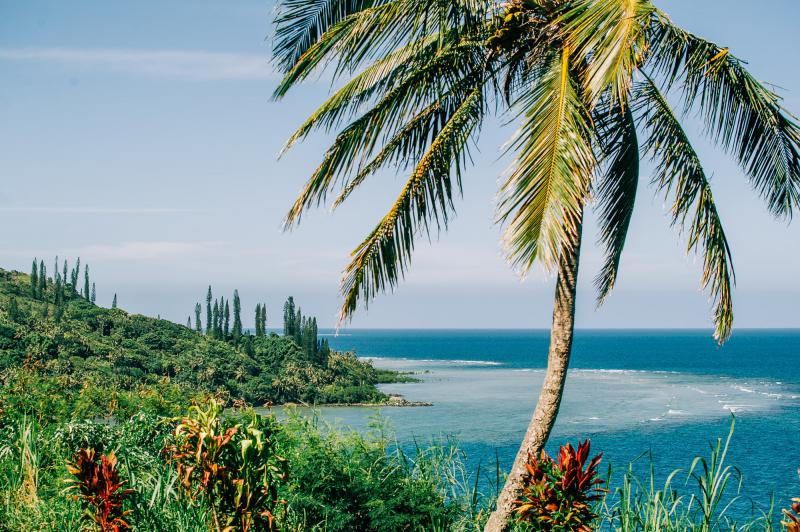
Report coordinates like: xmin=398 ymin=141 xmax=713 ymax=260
xmin=309 ymin=329 xmax=800 ymax=508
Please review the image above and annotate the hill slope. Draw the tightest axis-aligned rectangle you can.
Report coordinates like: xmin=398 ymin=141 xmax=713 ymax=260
xmin=0 ymin=267 xmax=404 ymax=412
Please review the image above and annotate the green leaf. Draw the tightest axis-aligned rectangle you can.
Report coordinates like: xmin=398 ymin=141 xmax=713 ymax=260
xmin=593 ymin=101 xmax=639 ymax=304
xmin=498 ymin=46 xmax=596 ymax=273
xmin=339 ymin=88 xmax=483 ymax=321
xmin=634 ymin=76 xmax=735 ymax=342
xmin=647 ymin=11 xmax=800 ymax=217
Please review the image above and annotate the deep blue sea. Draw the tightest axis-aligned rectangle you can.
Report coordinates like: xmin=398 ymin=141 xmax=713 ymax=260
xmin=310 ymin=329 xmax=799 ymax=512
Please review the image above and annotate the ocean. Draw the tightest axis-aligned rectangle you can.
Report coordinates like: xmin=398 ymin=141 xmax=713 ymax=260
xmin=308 ymin=329 xmax=800 ymax=509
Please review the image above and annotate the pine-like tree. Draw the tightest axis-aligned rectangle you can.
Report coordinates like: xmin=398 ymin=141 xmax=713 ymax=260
xmin=254 ymin=304 xmax=262 ymax=336
xmin=259 ymin=303 xmax=267 ymax=336
xmin=194 ymin=303 xmax=202 ymax=332
xmin=30 ymin=259 xmax=38 ymax=299
xmin=91 ymin=282 xmax=96 ymax=304
xmin=62 ymin=260 xmax=68 ymax=292
xmin=71 ymin=258 xmax=80 ymax=291
xmin=187 ymin=316 xmax=192 ymax=328
xmin=223 ymin=300 xmax=230 ymax=339
xmin=212 ymin=300 xmax=220 ymax=339
xmin=232 ymin=290 xmax=242 ymax=343
xmin=39 ymin=260 xmax=47 ymax=298
xmin=83 ymin=265 xmax=90 ymax=302
xmin=294 ymin=308 xmax=303 ymax=346
xmin=283 ymin=296 xmax=296 ymax=336
xmin=54 ymin=270 xmax=62 ymax=303
xmin=206 ymin=286 xmax=213 ymax=335
xmin=112 ymin=294 xmax=118 ymax=309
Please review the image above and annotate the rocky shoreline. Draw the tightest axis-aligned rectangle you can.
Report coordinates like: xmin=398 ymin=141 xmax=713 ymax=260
xmin=281 ymin=394 xmax=432 ymax=408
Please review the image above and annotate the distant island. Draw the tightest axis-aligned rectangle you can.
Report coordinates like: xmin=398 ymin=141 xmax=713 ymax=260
xmin=0 ymin=258 xmax=419 ymax=420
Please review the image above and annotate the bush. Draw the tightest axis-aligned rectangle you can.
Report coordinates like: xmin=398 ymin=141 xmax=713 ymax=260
xmin=164 ymin=399 xmax=288 ymax=532
xmin=514 ymin=440 xmax=605 ymax=532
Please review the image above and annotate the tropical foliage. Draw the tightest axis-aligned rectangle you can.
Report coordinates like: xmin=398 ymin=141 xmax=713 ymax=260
xmin=165 ymin=399 xmax=288 ymax=532
xmin=271 ymin=3 xmax=800 ymax=526
xmin=65 ymin=448 xmax=134 ymax=532
xmin=0 ymin=266 xmax=411 ymax=412
xmin=514 ymin=441 xmax=604 ymax=531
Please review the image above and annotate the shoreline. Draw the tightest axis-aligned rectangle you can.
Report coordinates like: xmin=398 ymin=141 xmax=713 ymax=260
xmin=279 ymin=393 xmax=432 ymax=408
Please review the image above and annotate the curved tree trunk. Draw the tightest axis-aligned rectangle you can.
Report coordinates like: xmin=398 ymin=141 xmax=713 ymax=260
xmin=484 ymin=212 xmax=584 ymax=532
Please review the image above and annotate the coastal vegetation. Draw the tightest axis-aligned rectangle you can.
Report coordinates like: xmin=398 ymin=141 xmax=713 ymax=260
xmin=0 ymin=261 xmax=797 ymax=530
xmin=0 ymin=261 xmax=410 ymax=411
xmin=270 ymin=1 xmax=800 ymax=528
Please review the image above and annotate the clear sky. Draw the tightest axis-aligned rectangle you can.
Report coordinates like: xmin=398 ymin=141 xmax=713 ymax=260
xmin=1 ymin=0 xmax=798 ymax=331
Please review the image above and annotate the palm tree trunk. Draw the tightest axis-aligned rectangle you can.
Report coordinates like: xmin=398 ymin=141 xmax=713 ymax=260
xmin=484 ymin=212 xmax=584 ymax=532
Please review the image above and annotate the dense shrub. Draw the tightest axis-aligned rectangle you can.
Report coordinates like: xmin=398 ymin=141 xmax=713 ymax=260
xmin=514 ymin=440 xmax=605 ymax=532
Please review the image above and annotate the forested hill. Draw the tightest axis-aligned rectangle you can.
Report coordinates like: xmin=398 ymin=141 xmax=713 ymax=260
xmin=0 ymin=265 xmax=405 ymax=414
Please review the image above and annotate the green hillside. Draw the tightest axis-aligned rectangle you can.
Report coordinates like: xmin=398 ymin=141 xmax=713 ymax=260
xmin=0 ymin=266 xmax=406 ymax=419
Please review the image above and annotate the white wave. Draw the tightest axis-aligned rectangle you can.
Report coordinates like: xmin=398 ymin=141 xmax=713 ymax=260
xmin=723 ymin=404 xmax=753 ymax=413
xmin=667 ymin=409 xmax=690 ymax=416
xmin=360 ymin=356 xmax=502 ymax=367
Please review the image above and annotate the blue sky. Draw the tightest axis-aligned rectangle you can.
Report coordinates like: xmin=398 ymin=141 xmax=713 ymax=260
xmin=1 ymin=0 xmax=799 ymax=330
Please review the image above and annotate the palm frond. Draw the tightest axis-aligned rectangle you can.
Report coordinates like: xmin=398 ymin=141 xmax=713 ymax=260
xmin=339 ymin=88 xmax=483 ymax=321
xmin=560 ymin=0 xmax=654 ymax=106
xmin=273 ymin=0 xmax=379 ymax=73
xmin=280 ymin=36 xmax=479 ymax=149
xmin=332 ymin=90 xmax=472 ymax=208
xmin=274 ymin=0 xmax=490 ymax=98
xmin=635 ymin=76 xmax=735 ymax=342
xmin=283 ymin=40 xmax=484 ymax=228
xmin=593 ymin=101 xmax=639 ymax=305
xmin=498 ymin=46 xmax=596 ymax=273
xmin=647 ymin=11 xmax=800 ymax=217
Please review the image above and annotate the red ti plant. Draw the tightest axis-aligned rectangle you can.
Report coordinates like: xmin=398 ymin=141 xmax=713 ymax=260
xmin=783 ymin=497 xmax=800 ymax=532
xmin=514 ymin=440 xmax=605 ymax=532
xmin=65 ymin=448 xmax=133 ymax=532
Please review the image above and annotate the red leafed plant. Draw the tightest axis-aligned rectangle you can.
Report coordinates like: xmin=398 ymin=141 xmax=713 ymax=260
xmin=65 ymin=448 xmax=134 ymax=532
xmin=783 ymin=497 xmax=800 ymax=532
xmin=164 ymin=399 xmax=288 ymax=532
xmin=514 ymin=440 xmax=605 ymax=532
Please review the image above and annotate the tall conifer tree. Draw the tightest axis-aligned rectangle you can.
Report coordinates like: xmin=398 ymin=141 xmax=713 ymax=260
xmin=62 ymin=260 xmax=68 ymax=292
xmin=72 ymin=258 xmax=80 ymax=292
xmin=232 ymin=290 xmax=242 ymax=343
xmin=194 ymin=303 xmax=202 ymax=332
xmin=112 ymin=294 xmax=118 ymax=309
xmin=83 ymin=265 xmax=90 ymax=301
xmin=39 ymin=260 xmax=47 ymax=297
xmin=259 ymin=303 xmax=267 ymax=336
xmin=206 ymin=286 xmax=213 ymax=335
xmin=254 ymin=304 xmax=262 ymax=336
xmin=223 ymin=300 xmax=230 ymax=339
xmin=212 ymin=300 xmax=220 ymax=339
xmin=30 ymin=259 xmax=38 ymax=299
xmin=54 ymin=270 xmax=62 ymax=303
xmin=283 ymin=297 xmax=296 ymax=336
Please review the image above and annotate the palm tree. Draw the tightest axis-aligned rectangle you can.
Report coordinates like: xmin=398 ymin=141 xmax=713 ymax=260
xmin=271 ymin=1 xmax=800 ymax=529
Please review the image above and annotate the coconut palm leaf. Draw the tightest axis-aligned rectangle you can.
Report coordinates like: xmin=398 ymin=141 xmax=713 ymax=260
xmin=274 ymin=0 xmax=490 ymax=98
xmin=339 ymin=88 xmax=484 ymax=321
xmin=647 ymin=11 xmax=800 ymax=217
xmin=283 ymin=40 xmax=485 ymax=227
xmin=332 ymin=85 xmax=479 ymax=208
xmin=593 ymin=101 xmax=639 ymax=304
xmin=498 ymin=46 xmax=596 ymax=273
xmin=560 ymin=0 xmax=654 ymax=106
xmin=635 ymin=77 xmax=735 ymax=341
xmin=273 ymin=0 xmax=379 ymax=73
